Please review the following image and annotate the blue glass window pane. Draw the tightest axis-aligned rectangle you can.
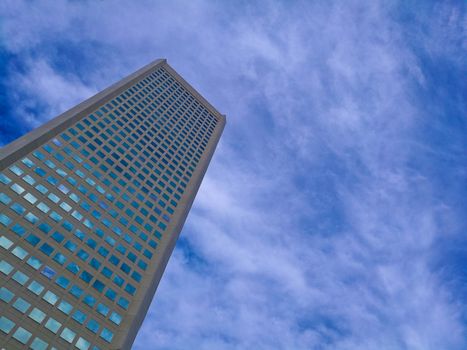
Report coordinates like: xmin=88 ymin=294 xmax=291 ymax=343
xmin=72 ymin=310 xmax=87 ymax=324
xmin=41 ymin=265 xmax=56 ymax=279
xmin=92 ymin=279 xmax=105 ymax=292
xmin=83 ymin=294 xmax=96 ymax=307
xmin=53 ymin=253 xmax=66 ymax=265
xmin=100 ymin=328 xmax=114 ymax=343
xmin=117 ymin=297 xmax=129 ymax=310
xmin=86 ymin=319 xmax=99 ymax=333
xmin=80 ymin=270 xmax=93 ymax=283
xmin=0 ymin=316 xmax=15 ymax=334
xmin=26 ymin=234 xmax=40 ymax=246
xmin=67 ymin=262 xmax=80 ymax=275
xmin=96 ymin=303 xmax=109 ymax=316
xmin=109 ymin=312 xmax=122 ymax=325
xmin=57 ymin=301 xmax=73 ymax=315
xmin=56 ymin=276 xmax=70 ymax=289
xmin=70 ymin=285 xmax=83 ymax=299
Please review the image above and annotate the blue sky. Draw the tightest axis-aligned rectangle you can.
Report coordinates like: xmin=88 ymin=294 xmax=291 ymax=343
xmin=1 ymin=1 xmax=466 ymax=349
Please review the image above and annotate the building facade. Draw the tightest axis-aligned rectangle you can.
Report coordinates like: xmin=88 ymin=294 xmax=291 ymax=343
xmin=0 ymin=59 xmax=225 ymax=349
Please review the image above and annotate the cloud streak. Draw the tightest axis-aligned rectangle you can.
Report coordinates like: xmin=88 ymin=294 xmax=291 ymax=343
xmin=0 ymin=0 xmax=466 ymax=349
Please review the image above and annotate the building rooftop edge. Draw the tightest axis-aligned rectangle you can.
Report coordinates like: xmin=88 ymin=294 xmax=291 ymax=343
xmin=161 ymin=61 xmax=227 ymax=125
xmin=0 ymin=58 xmax=226 ymax=169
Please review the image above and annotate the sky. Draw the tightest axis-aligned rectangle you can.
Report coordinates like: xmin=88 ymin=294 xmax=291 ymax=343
xmin=0 ymin=1 xmax=466 ymax=349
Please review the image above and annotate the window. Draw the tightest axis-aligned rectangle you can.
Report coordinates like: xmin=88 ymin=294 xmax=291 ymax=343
xmin=0 ymin=173 xmax=11 ymax=184
xmin=109 ymin=312 xmax=122 ymax=325
xmin=30 ymin=337 xmax=48 ymax=350
xmin=39 ymin=242 xmax=54 ymax=255
xmin=45 ymin=317 xmax=62 ymax=333
xmin=0 ymin=235 xmax=13 ymax=249
xmin=11 ymin=246 xmax=26 ymax=260
xmin=80 ymin=270 xmax=93 ymax=283
xmin=56 ymin=275 xmax=70 ymax=288
xmin=12 ymin=270 xmax=29 ymax=285
xmin=13 ymin=297 xmax=31 ymax=313
xmin=27 ymin=256 xmax=42 ymax=270
xmin=0 ymin=316 xmax=15 ymax=334
xmin=29 ymin=307 xmax=47 ymax=323
xmin=117 ymin=296 xmax=129 ymax=310
xmin=53 ymin=253 xmax=67 ymax=265
xmin=67 ymin=262 xmax=80 ymax=275
xmin=92 ymin=279 xmax=105 ymax=292
xmin=11 ymin=183 xmax=25 ymax=194
xmin=105 ymin=288 xmax=116 ymax=301
xmin=53 ymin=324 xmax=71 ymax=342
xmin=0 ymin=213 xmax=12 ymax=226
xmin=64 ymin=240 xmax=77 ymax=252
xmin=38 ymin=222 xmax=52 ymax=233
xmin=0 ymin=287 xmax=14 ymax=303
xmin=57 ymin=300 xmax=73 ymax=315
xmin=41 ymin=265 xmax=56 ymax=279
xmin=83 ymin=294 xmax=96 ymax=307
xmin=75 ymin=337 xmax=91 ymax=350
xmin=42 ymin=291 xmax=58 ymax=305
xmin=72 ymin=310 xmax=87 ymax=324
xmin=0 ymin=192 xmax=11 ymax=204
xmin=28 ymin=280 xmax=44 ymax=295
xmin=70 ymin=285 xmax=83 ymax=299
xmin=0 ymin=260 xmax=13 ymax=275
xmin=96 ymin=303 xmax=109 ymax=317
xmin=24 ymin=193 xmax=37 ymax=204
xmin=13 ymin=326 xmax=32 ymax=344
xmin=100 ymin=328 xmax=114 ymax=343
xmin=51 ymin=231 xmax=64 ymax=243
xmin=90 ymin=258 xmax=101 ymax=270
xmin=26 ymin=234 xmax=40 ymax=246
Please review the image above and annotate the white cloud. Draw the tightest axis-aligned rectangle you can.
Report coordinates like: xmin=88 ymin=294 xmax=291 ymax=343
xmin=0 ymin=0 xmax=465 ymax=349
xmin=9 ymin=59 xmax=97 ymax=127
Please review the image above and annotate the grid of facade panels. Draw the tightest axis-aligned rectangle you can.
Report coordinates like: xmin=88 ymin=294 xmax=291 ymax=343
xmin=0 ymin=61 xmax=225 ymax=349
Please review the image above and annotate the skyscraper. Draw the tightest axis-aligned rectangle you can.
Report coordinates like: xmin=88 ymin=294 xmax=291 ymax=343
xmin=0 ymin=59 xmax=225 ymax=349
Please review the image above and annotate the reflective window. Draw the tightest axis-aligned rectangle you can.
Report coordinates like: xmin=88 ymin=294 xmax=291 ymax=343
xmin=75 ymin=337 xmax=91 ymax=350
xmin=12 ymin=270 xmax=29 ymax=285
xmin=13 ymin=241 xmax=31 ymax=258
xmin=0 ymin=192 xmax=11 ymax=204
xmin=27 ymin=256 xmax=42 ymax=270
xmin=13 ymin=326 xmax=32 ymax=344
xmin=0 ymin=260 xmax=13 ymax=275
xmin=45 ymin=317 xmax=62 ymax=333
xmin=70 ymin=285 xmax=83 ymax=298
xmin=55 ymin=276 xmax=70 ymax=289
xmin=0 ymin=213 xmax=12 ymax=226
xmin=0 ymin=316 xmax=15 ymax=334
xmin=60 ymin=327 xmax=76 ymax=343
xmin=0 ymin=287 xmax=14 ymax=303
xmin=57 ymin=300 xmax=73 ymax=315
xmin=13 ymin=297 xmax=31 ymax=313
xmin=83 ymin=294 xmax=96 ymax=307
xmin=86 ymin=319 xmax=100 ymax=333
xmin=28 ymin=280 xmax=45 ymax=295
xmin=109 ymin=311 xmax=122 ymax=325
xmin=29 ymin=308 xmax=47 ymax=323
xmin=72 ymin=310 xmax=87 ymax=324
xmin=96 ymin=303 xmax=109 ymax=316
xmin=41 ymin=265 xmax=56 ymax=279
xmin=100 ymin=328 xmax=114 ymax=343
xmin=42 ymin=291 xmax=59 ymax=305
xmin=30 ymin=337 xmax=48 ymax=350
xmin=54 ymin=253 xmax=67 ymax=265
xmin=0 ymin=236 xmax=13 ymax=249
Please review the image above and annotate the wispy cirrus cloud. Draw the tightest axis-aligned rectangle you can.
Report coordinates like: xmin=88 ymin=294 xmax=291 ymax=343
xmin=0 ymin=0 xmax=466 ymax=349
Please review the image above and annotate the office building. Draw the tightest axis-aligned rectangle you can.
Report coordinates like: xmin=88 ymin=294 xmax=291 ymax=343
xmin=0 ymin=59 xmax=225 ymax=349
